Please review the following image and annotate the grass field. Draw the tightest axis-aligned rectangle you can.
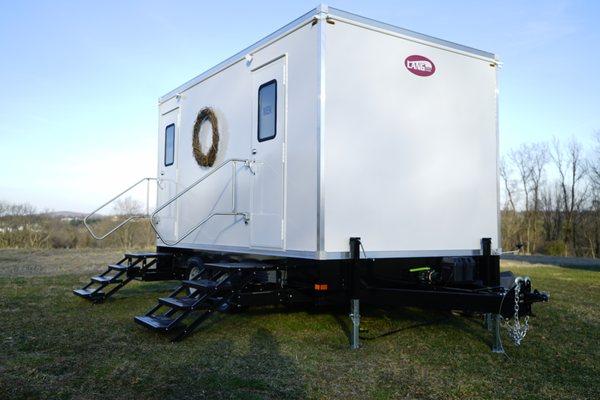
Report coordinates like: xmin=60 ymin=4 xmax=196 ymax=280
xmin=0 ymin=249 xmax=598 ymax=399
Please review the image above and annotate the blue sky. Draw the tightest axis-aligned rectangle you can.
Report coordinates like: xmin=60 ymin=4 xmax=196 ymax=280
xmin=0 ymin=0 xmax=598 ymax=211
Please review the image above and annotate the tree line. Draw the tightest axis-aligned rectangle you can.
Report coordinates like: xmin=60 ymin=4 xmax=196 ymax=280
xmin=0 ymin=198 xmax=155 ymax=250
xmin=500 ymin=132 xmax=600 ymax=257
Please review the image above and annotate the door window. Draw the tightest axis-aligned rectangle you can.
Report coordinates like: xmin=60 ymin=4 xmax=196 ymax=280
xmin=257 ymin=80 xmax=277 ymax=142
xmin=164 ymin=124 xmax=175 ymax=166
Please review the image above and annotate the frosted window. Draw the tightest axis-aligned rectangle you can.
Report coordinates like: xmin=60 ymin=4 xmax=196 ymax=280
xmin=258 ymin=80 xmax=277 ymax=142
xmin=165 ymin=124 xmax=175 ymax=166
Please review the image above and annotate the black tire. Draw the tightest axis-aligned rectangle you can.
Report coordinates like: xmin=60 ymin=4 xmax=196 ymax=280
xmin=186 ymin=257 xmax=205 ymax=296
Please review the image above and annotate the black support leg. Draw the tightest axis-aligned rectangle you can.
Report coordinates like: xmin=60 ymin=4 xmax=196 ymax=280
xmin=491 ymin=314 xmax=504 ymax=353
xmin=481 ymin=237 xmax=500 ymax=287
xmin=349 ymin=237 xmax=361 ymax=350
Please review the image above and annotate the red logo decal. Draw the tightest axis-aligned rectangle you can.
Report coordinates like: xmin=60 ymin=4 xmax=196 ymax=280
xmin=405 ymin=55 xmax=436 ymax=77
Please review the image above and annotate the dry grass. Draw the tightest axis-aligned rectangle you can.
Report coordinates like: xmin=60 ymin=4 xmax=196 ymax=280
xmin=0 ymin=249 xmax=598 ymax=399
xmin=0 ymin=248 xmax=126 ymax=277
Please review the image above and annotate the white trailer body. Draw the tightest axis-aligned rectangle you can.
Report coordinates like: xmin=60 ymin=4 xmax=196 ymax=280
xmin=155 ymin=5 xmax=500 ymax=260
xmin=77 ymin=6 xmax=549 ymax=350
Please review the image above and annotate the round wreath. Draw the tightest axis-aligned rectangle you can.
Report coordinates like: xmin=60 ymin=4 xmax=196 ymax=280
xmin=192 ymin=107 xmax=219 ymax=167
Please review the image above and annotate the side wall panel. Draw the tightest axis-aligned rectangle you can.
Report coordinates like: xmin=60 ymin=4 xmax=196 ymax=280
xmin=157 ymin=23 xmax=319 ymax=254
xmin=323 ymin=21 xmax=499 ymax=256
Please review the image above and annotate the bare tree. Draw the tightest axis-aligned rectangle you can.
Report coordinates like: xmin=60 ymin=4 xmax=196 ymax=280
xmin=529 ymin=143 xmax=549 ymax=211
xmin=528 ymin=143 xmax=549 ymax=252
xmin=499 ymin=157 xmax=522 ymax=251
xmin=510 ymin=145 xmax=532 ymax=212
xmin=110 ymin=197 xmax=145 ymax=249
xmin=585 ymin=131 xmax=600 ymax=257
xmin=589 ymin=131 xmax=600 ymax=189
xmin=499 ymin=158 xmax=517 ymax=211
xmin=0 ymin=201 xmax=36 ymax=217
xmin=541 ymin=183 xmax=563 ymax=243
xmin=509 ymin=145 xmax=532 ymax=252
xmin=112 ymin=197 xmax=144 ymax=216
xmin=507 ymin=143 xmax=548 ymax=253
xmin=551 ymin=137 xmax=587 ymax=256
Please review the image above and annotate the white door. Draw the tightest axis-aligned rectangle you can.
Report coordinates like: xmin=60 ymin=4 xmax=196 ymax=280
xmin=250 ymin=57 xmax=286 ymax=249
xmin=156 ymin=107 xmax=179 ymax=243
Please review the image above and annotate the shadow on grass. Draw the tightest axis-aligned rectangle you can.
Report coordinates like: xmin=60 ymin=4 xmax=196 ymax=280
xmin=329 ymin=304 xmax=491 ymax=347
xmin=166 ymin=328 xmax=307 ymax=399
xmin=212 ymin=302 xmax=492 ymax=350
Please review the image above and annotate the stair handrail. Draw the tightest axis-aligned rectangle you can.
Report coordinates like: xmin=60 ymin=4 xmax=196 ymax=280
xmin=151 ymin=158 xmax=253 ymax=246
xmin=84 ymin=177 xmax=160 ymax=240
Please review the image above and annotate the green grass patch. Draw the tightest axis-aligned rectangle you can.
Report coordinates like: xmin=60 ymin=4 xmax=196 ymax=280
xmin=0 ymin=250 xmax=598 ymax=399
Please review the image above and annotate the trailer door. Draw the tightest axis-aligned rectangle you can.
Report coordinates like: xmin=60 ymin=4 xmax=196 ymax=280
xmin=250 ymin=57 xmax=286 ymax=249
xmin=156 ymin=107 xmax=179 ymax=243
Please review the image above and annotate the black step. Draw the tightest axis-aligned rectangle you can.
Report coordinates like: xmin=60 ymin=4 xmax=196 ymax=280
xmin=204 ymin=262 xmax=276 ymax=271
xmin=182 ymin=279 xmax=220 ymax=290
xmin=73 ymin=288 xmax=105 ymax=299
xmin=91 ymin=275 xmax=122 ymax=284
xmin=182 ymin=279 xmax=233 ymax=292
xmin=134 ymin=315 xmax=182 ymax=331
xmin=108 ymin=264 xmax=131 ymax=272
xmin=125 ymin=252 xmax=171 ymax=259
xmin=158 ymin=296 xmax=204 ymax=310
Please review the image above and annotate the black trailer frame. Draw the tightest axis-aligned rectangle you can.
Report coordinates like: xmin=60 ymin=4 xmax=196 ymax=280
xmin=74 ymin=238 xmax=548 ymax=351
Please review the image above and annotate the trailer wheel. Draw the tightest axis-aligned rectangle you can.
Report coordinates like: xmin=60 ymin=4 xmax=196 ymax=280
xmin=186 ymin=257 xmax=205 ymax=296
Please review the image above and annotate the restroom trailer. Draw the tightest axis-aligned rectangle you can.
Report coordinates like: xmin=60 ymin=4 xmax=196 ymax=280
xmin=75 ymin=5 xmax=547 ymax=351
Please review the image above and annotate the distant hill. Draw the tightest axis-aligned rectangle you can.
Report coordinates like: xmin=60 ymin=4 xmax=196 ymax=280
xmin=43 ymin=211 xmax=88 ymax=219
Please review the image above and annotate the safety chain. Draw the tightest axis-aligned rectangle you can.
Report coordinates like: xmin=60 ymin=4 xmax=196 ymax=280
xmin=504 ymin=280 xmax=529 ymax=346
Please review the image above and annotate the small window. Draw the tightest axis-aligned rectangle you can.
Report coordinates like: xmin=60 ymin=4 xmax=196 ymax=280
xmin=257 ymin=80 xmax=277 ymax=142
xmin=164 ymin=124 xmax=175 ymax=166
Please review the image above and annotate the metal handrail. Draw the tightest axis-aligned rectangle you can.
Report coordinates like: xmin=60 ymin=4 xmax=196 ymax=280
xmin=151 ymin=158 xmax=253 ymax=246
xmin=84 ymin=177 xmax=160 ymax=240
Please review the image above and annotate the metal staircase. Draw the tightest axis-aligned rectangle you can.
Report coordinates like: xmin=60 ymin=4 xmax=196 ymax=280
xmin=74 ymin=158 xmax=253 ymax=303
xmin=134 ymin=262 xmax=275 ymax=341
xmin=73 ymin=252 xmax=171 ymax=302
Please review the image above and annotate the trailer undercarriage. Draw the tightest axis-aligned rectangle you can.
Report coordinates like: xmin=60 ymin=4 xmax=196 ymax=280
xmin=73 ymin=238 xmax=548 ymax=352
